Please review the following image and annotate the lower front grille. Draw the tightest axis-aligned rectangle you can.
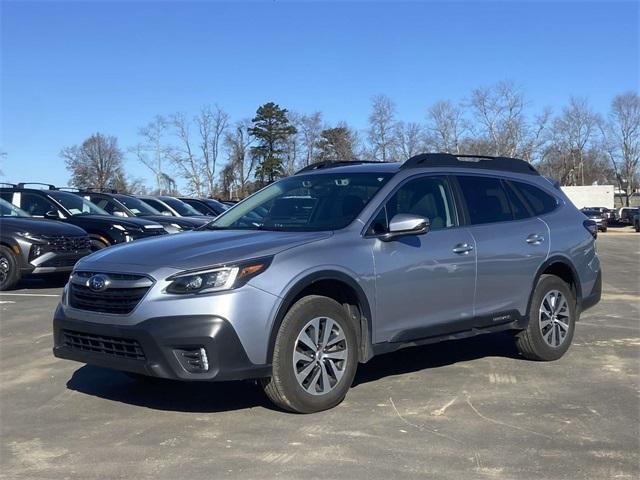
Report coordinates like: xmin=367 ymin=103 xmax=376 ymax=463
xmin=63 ymin=329 xmax=145 ymax=360
xmin=41 ymin=257 xmax=80 ymax=268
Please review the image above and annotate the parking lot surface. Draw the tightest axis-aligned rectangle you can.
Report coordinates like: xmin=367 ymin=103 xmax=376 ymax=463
xmin=1 ymin=234 xmax=638 ymax=480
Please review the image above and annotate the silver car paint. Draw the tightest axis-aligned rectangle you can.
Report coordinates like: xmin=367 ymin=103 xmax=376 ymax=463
xmin=59 ymin=163 xmax=600 ymax=366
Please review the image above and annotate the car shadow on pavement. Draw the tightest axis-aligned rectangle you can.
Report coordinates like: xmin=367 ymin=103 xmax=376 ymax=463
xmin=353 ymin=331 xmax=521 ymax=387
xmin=66 ymin=366 xmax=272 ymax=413
xmin=66 ymin=332 xmax=521 ymax=413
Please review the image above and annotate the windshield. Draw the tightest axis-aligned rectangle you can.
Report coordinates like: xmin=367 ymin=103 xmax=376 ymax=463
xmin=0 ymin=198 xmax=30 ymax=217
xmin=115 ymin=195 xmax=161 ymax=216
xmin=161 ymin=197 xmax=202 ymax=216
xmin=205 ymin=172 xmax=392 ymax=231
xmin=48 ymin=191 xmax=109 ymax=216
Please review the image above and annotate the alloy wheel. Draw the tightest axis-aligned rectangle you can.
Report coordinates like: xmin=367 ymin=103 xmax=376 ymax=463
xmin=293 ymin=316 xmax=349 ymax=396
xmin=539 ymin=289 xmax=571 ymax=348
xmin=0 ymin=255 xmax=9 ymax=285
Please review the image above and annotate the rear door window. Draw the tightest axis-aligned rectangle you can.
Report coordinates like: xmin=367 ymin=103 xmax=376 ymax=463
xmin=19 ymin=192 xmax=57 ymax=217
xmin=511 ymin=181 xmax=558 ymax=215
xmin=456 ymin=175 xmax=513 ymax=225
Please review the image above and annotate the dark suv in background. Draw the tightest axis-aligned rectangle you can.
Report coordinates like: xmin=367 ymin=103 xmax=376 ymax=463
xmin=0 ymin=198 xmax=91 ymax=290
xmin=136 ymin=195 xmax=211 ymax=220
xmin=178 ymin=197 xmax=228 ymax=217
xmin=71 ymin=190 xmax=208 ymax=233
xmin=0 ymin=184 xmax=167 ymax=251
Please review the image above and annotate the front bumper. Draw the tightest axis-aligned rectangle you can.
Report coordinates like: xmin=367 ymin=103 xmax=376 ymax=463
xmin=29 ymin=250 xmax=91 ymax=274
xmin=53 ymin=306 xmax=271 ymax=381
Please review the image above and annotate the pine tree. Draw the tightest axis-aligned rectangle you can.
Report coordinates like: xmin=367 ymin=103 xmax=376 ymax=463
xmin=249 ymin=102 xmax=297 ymax=183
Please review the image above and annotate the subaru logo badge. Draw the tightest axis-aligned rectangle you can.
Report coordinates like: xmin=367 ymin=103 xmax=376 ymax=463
xmin=88 ymin=274 xmax=109 ymax=292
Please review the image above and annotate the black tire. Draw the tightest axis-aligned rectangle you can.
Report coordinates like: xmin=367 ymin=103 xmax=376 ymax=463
xmin=601 ymin=227 xmax=607 ymax=233
xmin=90 ymin=238 xmax=109 ymax=252
xmin=0 ymin=246 xmax=21 ymax=291
xmin=516 ymin=274 xmax=576 ymax=361
xmin=261 ymin=295 xmax=358 ymax=413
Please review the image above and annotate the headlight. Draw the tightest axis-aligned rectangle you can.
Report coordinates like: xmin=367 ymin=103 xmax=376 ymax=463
xmin=165 ymin=258 xmax=271 ymax=294
xmin=163 ymin=223 xmax=184 ymax=234
xmin=112 ymin=224 xmax=144 ymax=233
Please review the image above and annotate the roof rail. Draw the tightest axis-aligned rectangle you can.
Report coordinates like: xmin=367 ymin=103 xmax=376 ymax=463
xmin=401 ymin=153 xmax=539 ymax=176
xmin=16 ymin=182 xmax=57 ymax=190
xmin=295 ymin=160 xmax=383 ymax=175
xmin=55 ymin=187 xmax=81 ymax=192
xmin=0 ymin=182 xmax=16 ymax=188
xmin=85 ymin=187 xmax=119 ymax=193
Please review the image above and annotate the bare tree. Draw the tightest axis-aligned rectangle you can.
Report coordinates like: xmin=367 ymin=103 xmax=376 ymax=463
xmin=467 ymin=81 xmax=531 ymax=157
xmin=299 ymin=112 xmax=323 ymax=166
xmin=169 ymin=112 xmax=205 ymax=196
xmin=224 ymin=120 xmax=256 ymax=197
xmin=601 ymin=92 xmax=640 ymax=205
xmin=425 ymin=100 xmax=465 ymax=154
xmin=394 ymin=121 xmax=424 ymax=159
xmin=367 ymin=94 xmax=398 ymax=162
xmin=0 ymin=150 xmax=6 ymax=176
xmin=548 ymin=97 xmax=601 ymax=185
xmin=133 ymin=116 xmax=170 ymax=194
xmin=196 ymin=104 xmax=229 ymax=196
xmin=285 ymin=111 xmax=303 ymax=175
xmin=61 ymin=133 xmax=127 ymax=190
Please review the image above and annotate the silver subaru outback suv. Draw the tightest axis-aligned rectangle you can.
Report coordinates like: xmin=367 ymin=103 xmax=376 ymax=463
xmin=53 ymin=154 xmax=602 ymax=413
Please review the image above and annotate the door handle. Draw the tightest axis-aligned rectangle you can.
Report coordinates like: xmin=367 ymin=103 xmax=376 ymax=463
xmin=526 ymin=234 xmax=544 ymax=245
xmin=453 ymin=243 xmax=474 ymax=254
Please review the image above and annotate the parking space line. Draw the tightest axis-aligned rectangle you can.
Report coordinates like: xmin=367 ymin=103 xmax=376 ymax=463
xmin=0 ymin=293 xmax=60 ymax=297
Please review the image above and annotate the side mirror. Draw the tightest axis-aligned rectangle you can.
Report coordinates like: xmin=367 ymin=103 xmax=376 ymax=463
xmin=112 ymin=210 xmax=127 ymax=217
xmin=380 ymin=214 xmax=430 ymax=242
xmin=44 ymin=210 xmax=60 ymax=220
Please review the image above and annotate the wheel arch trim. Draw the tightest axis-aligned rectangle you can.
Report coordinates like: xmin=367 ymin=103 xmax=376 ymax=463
xmin=267 ymin=270 xmax=374 ymax=363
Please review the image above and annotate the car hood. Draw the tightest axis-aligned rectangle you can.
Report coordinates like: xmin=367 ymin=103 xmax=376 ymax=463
xmin=139 ymin=215 xmax=209 ymax=228
xmin=68 ymin=215 xmax=163 ymax=229
xmin=78 ymin=230 xmax=332 ymax=271
xmin=0 ymin=217 xmax=87 ymax=236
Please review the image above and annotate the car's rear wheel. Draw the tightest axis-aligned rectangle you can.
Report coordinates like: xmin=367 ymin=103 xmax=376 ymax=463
xmin=0 ymin=246 xmax=20 ymax=291
xmin=516 ymin=274 xmax=576 ymax=361
xmin=261 ymin=295 xmax=358 ymax=413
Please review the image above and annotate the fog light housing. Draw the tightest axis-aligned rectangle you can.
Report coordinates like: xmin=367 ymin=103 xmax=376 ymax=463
xmin=174 ymin=347 xmax=210 ymax=373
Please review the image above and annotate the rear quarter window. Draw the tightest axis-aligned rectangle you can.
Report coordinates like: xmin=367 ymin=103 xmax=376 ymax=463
xmin=512 ymin=181 xmax=558 ymax=216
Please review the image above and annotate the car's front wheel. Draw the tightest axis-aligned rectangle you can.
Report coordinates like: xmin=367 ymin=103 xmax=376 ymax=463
xmin=0 ymin=246 xmax=21 ymax=291
xmin=261 ymin=295 xmax=358 ymax=413
xmin=516 ymin=274 xmax=576 ymax=361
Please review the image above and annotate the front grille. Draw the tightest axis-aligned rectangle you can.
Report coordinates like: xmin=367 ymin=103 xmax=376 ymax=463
xmin=43 ymin=235 xmax=91 ymax=252
xmin=63 ymin=329 xmax=145 ymax=360
xmin=69 ymin=283 xmax=149 ymax=314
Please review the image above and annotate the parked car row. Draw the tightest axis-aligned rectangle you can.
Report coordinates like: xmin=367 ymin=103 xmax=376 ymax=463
xmin=0 ymin=182 xmax=232 ymax=290
xmin=579 ymin=206 xmax=640 ymax=233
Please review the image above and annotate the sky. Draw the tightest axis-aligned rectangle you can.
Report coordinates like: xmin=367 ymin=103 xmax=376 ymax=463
xmin=1 ymin=0 xmax=638 ymax=189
